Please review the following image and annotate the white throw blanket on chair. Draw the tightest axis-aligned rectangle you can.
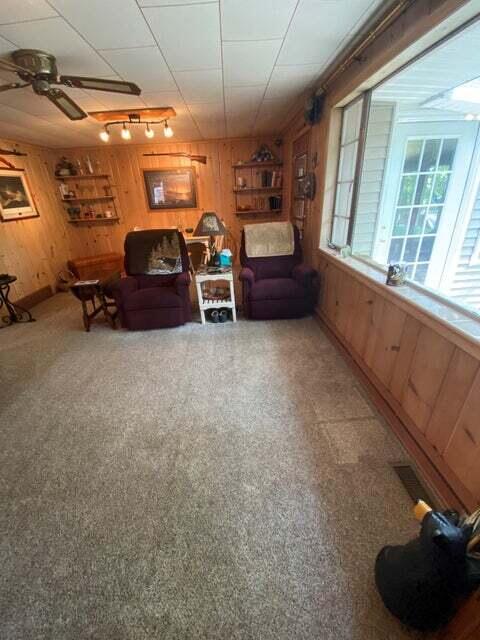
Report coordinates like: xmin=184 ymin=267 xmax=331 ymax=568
xmin=244 ymin=222 xmax=294 ymax=258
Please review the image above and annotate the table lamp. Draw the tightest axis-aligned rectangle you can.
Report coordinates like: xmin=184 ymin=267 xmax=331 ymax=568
xmin=193 ymin=211 xmax=226 ymax=266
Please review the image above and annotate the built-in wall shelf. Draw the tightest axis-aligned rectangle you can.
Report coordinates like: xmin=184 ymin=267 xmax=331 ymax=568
xmin=55 ymin=174 xmax=110 ymax=180
xmin=236 ymin=209 xmax=282 ymax=216
xmin=233 ymin=187 xmax=282 ymax=193
xmin=68 ymin=217 xmax=119 ymax=224
xmin=55 ymin=168 xmax=119 ymax=225
xmin=61 ymin=195 xmax=115 ymax=203
xmin=232 ymin=161 xmax=283 ymax=169
xmin=233 ymin=158 xmax=283 ymax=216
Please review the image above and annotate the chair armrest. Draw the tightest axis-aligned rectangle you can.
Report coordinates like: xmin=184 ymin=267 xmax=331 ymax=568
xmin=239 ymin=267 xmax=255 ymax=285
xmin=175 ymin=271 xmax=191 ymax=293
xmin=292 ymin=264 xmax=316 ymax=287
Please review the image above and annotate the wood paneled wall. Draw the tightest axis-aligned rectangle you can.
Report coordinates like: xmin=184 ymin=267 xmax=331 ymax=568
xmin=0 ymin=136 xmax=284 ymax=301
xmin=54 ymin=137 xmax=285 ymax=261
xmin=0 ymin=138 xmax=76 ymax=301
xmin=319 ymin=252 xmax=480 ymax=510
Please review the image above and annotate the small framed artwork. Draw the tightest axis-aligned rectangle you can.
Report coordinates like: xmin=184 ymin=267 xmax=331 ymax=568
xmin=0 ymin=169 xmax=39 ymax=221
xmin=293 ymin=198 xmax=305 ymax=220
xmin=143 ymin=168 xmax=197 ymax=210
xmin=295 ymin=153 xmax=307 ymax=178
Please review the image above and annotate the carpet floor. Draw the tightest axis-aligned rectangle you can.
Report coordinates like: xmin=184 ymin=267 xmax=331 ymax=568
xmin=0 ymin=294 xmax=421 ymax=639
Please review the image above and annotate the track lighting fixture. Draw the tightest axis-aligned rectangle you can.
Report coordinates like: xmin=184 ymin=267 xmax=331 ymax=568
xmin=97 ymin=114 xmax=174 ymax=142
xmin=121 ymin=123 xmax=131 ymax=140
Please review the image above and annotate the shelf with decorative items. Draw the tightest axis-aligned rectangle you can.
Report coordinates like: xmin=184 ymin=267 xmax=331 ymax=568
xmin=67 ymin=217 xmax=119 ymax=225
xmin=233 ymin=145 xmax=283 ymax=217
xmin=55 ymin=174 xmax=110 ymax=181
xmin=235 ymin=208 xmax=282 ymax=216
xmin=54 ymin=155 xmax=119 ymax=225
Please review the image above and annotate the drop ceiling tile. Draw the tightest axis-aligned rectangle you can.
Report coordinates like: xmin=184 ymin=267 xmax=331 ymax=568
xmin=174 ymin=69 xmax=223 ymax=103
xmin=0 ymin=120 xmax=54 ymax=145
xmin=62 ymin=87 xmax=107 ymax=110
xmin=221 ymin=0 xmax=296 ymax=41
xmin=0 ymin=35 xmax=14 ymax=55
xmin=100 ymin=47 xmax=176 ymax=92
xmin=254 ymin=98 xmax=295 ymax=133
xmin=265 ymin=63 xmax=321 ymax=100
xmin=170 ymin=113 xmax=198 ymax=129
xmin=0 ymin=1 xmax=58 ymax=25
xmin=0 ymin=17 xmax=113 ymax=76
xmin=223 ymin=40 xmax=281 ymax=87
xmin=141 ymin=90 xmax=187 ymax=112
xmin=278 ymin=0 xmax=380 ymax=66
xmin=225 ymin=85 xmax=265 ymax=115
xmin=0 ymin=87 xmax=57 ymax=116
xmin=188 ymin=102 xmax=224 ymax=121
xmin=197 ymin=121 xmax=226 ymax=140
xmin=226 ymin=112 xmax=255 ymax=138
xmin=49 ymin=0 xmax=154 ymax=49
xmin=143 ymin=3 xmax=221 ymax=71
xmin=139 ymin=0 xmax=210 ymax=5
xmin=81 ymin=92 xmax=146 ymax=110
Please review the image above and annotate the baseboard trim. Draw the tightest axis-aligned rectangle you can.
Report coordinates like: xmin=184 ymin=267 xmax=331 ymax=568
xmin=17 ymin=285 xmax=53 ymax=310
xmin=314 ymin=310 xmax=470 ymax=513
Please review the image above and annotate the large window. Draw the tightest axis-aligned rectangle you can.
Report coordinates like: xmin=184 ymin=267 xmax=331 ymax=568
xmin=331 ymin=18 xmax=480 ymax=314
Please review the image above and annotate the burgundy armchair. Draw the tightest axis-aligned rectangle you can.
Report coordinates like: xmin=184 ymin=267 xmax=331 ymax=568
xmin=239 ymin=224 xmax=317 ymax=320
xmin=112 ymin=229 xmax=192 ymax=330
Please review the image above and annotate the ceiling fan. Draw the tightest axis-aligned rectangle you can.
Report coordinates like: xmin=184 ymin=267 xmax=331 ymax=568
xmin=0 ymin=49 xmax=141 ymax=121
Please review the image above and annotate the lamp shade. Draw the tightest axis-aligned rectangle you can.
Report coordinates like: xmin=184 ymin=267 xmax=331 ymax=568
xmin=193 ymin=211 xmax=226 ymax=237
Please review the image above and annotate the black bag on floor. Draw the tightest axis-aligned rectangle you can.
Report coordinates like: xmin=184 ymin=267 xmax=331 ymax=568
xmin=375 ymin=511 xmax=471 ymax=631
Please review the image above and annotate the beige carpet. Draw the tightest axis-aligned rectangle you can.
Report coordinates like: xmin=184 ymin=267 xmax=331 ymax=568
xmin=0 ymin=294 xmax=420 ymax=639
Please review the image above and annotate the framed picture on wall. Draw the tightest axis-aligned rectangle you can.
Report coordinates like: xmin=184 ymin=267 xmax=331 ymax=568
xmin=143 ymin=168 xmax=197 ymax=210
xmin=0 ymin=169 xmax=39 ymax=221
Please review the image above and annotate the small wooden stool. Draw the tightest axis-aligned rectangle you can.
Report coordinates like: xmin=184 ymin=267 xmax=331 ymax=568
xmin=70 ymin=272 xmax=119 ymax=332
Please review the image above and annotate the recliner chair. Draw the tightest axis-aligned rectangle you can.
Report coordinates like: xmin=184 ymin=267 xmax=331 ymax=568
xmin=112 ymin=229 xmax=192 ymax=330
xmin=239 ymin=223 xmax=317 ymax=320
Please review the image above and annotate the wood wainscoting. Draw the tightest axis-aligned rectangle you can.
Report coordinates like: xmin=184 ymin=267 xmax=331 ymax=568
xmin=317 ymin=251 xmax=480 ymax=512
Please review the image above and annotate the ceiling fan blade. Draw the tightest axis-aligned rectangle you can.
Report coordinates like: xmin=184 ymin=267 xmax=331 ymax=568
xmin=46 ymin=88 xmax=87 ymax=120
xmin=60 ymin=75 xmax=141 ymax=95
xmin=0 ymin=58 xmax=34 ymax=77
xmin=0 ymin=82 xmax=29 ymax=93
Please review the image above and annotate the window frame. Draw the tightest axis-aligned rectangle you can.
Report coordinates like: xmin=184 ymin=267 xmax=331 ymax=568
xmin=329 ymin=91 xmax=371 ymax=247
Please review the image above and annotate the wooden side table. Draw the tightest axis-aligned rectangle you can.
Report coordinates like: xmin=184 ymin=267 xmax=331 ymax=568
xmin=70 ymin=273 xmax=119 ymax=331
xmin=195 ymin=268 xmax=237 ymax=324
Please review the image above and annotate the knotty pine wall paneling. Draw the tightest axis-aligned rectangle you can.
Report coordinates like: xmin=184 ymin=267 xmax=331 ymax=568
xmin=0 ymin=136 xmax=284 ymax=302
xmin=54 ymin=137 xmax=285 ymax=261
xmin=0 ymin=138 xmax=76 ymax=301
xmin=318 ymin=253 xmax=480 ymax=510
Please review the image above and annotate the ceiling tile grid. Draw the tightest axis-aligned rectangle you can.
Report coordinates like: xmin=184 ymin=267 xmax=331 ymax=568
xmin=0 ymin=0 xmax=382 ymax=146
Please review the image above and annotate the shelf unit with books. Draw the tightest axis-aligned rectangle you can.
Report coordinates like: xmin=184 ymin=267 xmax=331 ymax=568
xmin=232 ymin=160 xmax=283 ymax=216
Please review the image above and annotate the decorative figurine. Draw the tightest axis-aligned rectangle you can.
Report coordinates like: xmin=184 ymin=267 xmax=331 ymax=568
xmin=386 ymin=263 xmax=407 ymax=286
xmin=84 ymin=156 xmax=94 ymax=175
xmin=54 ymin=156 xmax=76 ymax=176
xmin=250 ymin=144 xmax=276 ymax=163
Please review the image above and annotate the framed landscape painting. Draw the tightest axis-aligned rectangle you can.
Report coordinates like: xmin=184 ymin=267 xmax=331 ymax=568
xmin=143 ymin=168 xmax=197 ymax=210
xmin=0 ymin=169 xmax=39 ymax=221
